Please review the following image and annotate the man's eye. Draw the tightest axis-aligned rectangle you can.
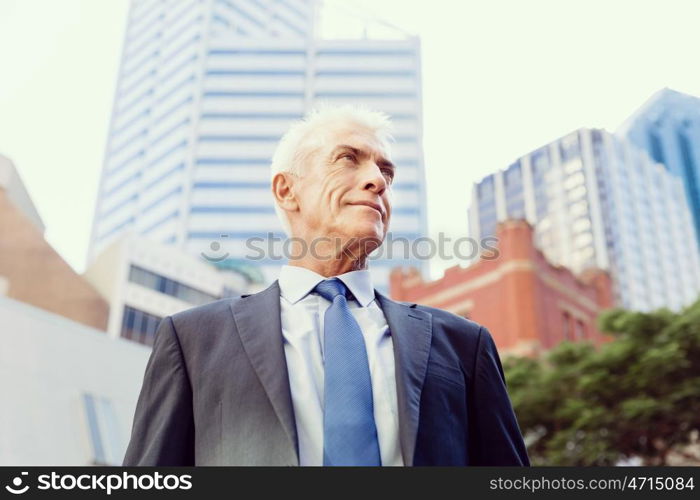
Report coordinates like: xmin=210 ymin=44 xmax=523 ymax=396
xmin=382 ymin=168 xmax=394 ymax=181
xmin=340 ymin=153 xmax=356 ymax=161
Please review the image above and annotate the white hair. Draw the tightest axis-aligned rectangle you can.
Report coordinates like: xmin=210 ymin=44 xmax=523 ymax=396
xmin=270 ymin=103 xmax=395 ymax=237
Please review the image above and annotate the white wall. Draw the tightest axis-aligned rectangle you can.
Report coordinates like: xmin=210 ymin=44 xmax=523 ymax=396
xmin=0 ymin=296 xmax=150 ymax=465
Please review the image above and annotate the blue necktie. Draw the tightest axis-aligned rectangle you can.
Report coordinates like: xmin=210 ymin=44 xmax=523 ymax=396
xmin=313 ymin=278 xmax=381 ymax=466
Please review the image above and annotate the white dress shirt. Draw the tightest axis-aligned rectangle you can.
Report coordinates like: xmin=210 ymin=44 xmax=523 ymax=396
xmin=278 ymin=264 xmax=404 ymax=466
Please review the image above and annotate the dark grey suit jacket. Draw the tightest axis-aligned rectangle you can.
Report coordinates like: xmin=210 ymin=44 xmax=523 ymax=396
xmin=122 ymin=279 xmax=530 ymax=466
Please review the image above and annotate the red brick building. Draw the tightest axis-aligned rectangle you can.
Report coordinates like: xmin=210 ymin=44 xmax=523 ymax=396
xmin=390 ymin=219 xmax=614 ymax=356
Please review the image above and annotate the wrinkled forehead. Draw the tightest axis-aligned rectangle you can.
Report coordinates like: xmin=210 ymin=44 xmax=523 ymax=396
xmin=304 ymin=121 xmax=391 ymax=161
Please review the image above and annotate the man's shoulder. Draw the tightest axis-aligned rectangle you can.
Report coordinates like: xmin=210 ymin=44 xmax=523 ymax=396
xmin=167 ymin=281 xmax=280 ymax=339
xmin=167 ymin=295 xmax=246 ymax=336
xmin=389 ymin=297 xmax=484 ymax=340
xmin=170 ymin=296 xmax=236 ymax=320
xmin=388 ymin=299 xmax=493 ymax=368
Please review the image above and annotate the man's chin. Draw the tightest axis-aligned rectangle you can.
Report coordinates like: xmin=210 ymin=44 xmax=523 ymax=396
xmin=347 ymin=228 xmax=385 ymax=254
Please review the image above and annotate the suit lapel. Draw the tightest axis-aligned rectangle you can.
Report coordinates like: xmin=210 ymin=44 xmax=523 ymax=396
xmin=228 ymin=280 xmax=432 ymax=466
xmin=229 ymin=279 xmax=299 ymax=463
xmin=375 ymin=290 xmax=432 ymax=466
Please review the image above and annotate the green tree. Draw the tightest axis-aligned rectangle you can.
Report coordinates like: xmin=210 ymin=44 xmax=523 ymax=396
xmin=503 ymin=299 xmax=700 ymax=465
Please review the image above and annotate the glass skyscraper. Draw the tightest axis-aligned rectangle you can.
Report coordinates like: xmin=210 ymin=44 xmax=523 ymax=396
xmin=468 ymin=128 xmax=700 ymax=312
xmin=617 ymin=88 xmax=700 ymax=249
xmin=89 ymin=0 xmax=428 ymax=291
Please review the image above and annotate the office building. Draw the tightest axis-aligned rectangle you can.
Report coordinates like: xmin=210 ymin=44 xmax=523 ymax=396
xmin=617 ymin=88 xmax=700 ymax=248
xmin=84 ymin=232 xmax=263 ymax=345
xmin=468 ymin=129 xmax=700 ymax=312
xmin=89 ymin=0 xmax=428 ymax=291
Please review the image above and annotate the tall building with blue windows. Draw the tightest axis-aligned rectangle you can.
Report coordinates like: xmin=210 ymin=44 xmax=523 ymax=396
xmin=617 ymin=88 xmax=700 ymax=249
xmin=88 ymin=0 xmax=428 ymax=292
xmin=468 ymin=128 xmax=700 ymax=312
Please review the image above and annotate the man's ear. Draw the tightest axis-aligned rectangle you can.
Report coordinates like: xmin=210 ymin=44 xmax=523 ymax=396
xmin=271 ymin=171 xmax=299 ymax=213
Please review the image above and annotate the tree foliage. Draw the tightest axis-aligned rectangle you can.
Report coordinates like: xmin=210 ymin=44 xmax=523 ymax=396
xmin=503 ymin=299 xmax=700 ymax=465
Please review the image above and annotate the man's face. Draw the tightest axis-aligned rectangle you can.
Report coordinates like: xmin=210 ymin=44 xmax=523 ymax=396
xmin=292 ymin=124 xmax=395 ymax=252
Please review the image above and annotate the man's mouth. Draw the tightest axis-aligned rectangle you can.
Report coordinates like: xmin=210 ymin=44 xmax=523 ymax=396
xmin=349 ymin=201 xmax=384 ymax=217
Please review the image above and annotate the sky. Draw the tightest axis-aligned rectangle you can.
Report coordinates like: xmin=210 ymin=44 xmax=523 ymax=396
xmin=1 ymin=0 xmax=699 ymax=279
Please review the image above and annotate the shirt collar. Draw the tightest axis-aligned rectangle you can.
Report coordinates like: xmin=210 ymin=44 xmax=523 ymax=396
xmin=278 ymin=264 xmax=376 ymax=307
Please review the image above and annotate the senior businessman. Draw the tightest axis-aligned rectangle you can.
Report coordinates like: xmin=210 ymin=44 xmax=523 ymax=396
xmin=122 ymin=105 xmax=530 ymax=466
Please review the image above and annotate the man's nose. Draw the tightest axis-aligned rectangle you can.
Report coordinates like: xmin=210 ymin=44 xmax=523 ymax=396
xmin=362 ymin=164 xmax=387 ymax=195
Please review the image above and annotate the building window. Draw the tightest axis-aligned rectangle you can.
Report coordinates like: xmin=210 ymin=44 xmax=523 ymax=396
xmin=575 ymin=319 xmax=586 ymax=340
xmin=121 ymin=306 xmax=162 ymax=346
xmin=592 ymin=129 xmax=607 ymax=149
xmin=478 ymin=211 xmax=498 ymax=239
xmin=504 ymin=161 xmax=522 ymax=187
xmin=531 ymin=146 xmax=550 ymax=174
xmin=559 ymin=132 xmax=581 ymax=162
xmin=141 ymin=313 xmax=160 ymax=345
xmin=562 ymin=311 xmax=572 ymax=340
xmin=478 ymin=175 xmax=495 ymax=199
xmin=504 ymin=161 xmax=524 ymax=219
xmin=81 ymin=393 xmax=124 ymax=466
xmin=128 ymin=264 xmax=218 ymax=305
xmin=677 ymin=129 xmax=700 ymax=235
xmin=648 ymin=129 xmax=665 ymax=166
